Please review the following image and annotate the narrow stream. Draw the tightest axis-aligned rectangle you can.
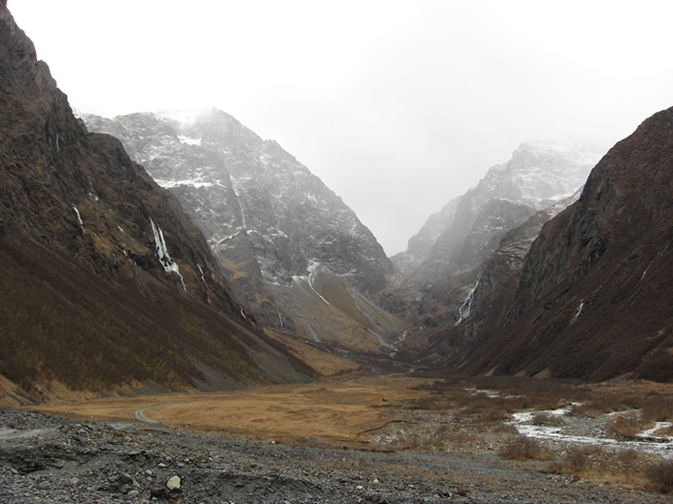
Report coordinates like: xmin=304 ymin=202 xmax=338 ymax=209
xmin=508 ymin=405 xmax=673 ymax=459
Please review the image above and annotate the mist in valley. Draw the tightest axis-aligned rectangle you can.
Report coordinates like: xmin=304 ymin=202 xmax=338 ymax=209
xmin=10 ymin=0 xmax=673 ymax=255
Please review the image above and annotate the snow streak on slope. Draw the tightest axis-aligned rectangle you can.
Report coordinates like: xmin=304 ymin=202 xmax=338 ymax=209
xmin=150 ymin=218 xmax=186 ymax=291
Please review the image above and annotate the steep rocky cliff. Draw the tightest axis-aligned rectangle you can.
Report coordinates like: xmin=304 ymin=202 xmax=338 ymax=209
xmin=0 ymin=5 xmax=313 ymax=403
xmin=444 ymin=108 xmax=673 ymax=382
xmin=85 ymin=110 xmax=394 ymax=290
xmin=419 ymin=191 xmax=581 ymax=362
xmin=83 ymin=110 xmax=405 ymax=357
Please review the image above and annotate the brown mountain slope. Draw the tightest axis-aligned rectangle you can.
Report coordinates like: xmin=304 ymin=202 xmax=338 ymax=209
xmin=0 ymin=5 xmax=314 ymax=403
xmin=447 ymin=107 xmax=673 ymax=382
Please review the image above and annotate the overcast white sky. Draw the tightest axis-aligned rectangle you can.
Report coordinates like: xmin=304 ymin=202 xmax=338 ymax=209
xmin=9 ymin=1 xmax=673 ymax=255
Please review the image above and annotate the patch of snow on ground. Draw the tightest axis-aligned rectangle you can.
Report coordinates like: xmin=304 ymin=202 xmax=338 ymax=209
xmin=638 ymin=422 xmax=673 ymax=440
xmin=456 ymin=281 xmax=479 ymax=325
xmin=641 ymin=260 xmax=655 ymax=280
xmin=306 ymin=262 xmax=335 ymax=309
xmin=571 ymin=300 xmax=585 ymax=323
xmin=508 ymin=406 xmax=673 ymax=459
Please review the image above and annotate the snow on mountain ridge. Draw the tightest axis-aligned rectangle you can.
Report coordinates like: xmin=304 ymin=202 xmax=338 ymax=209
xmin=476 ymin=140 xmax=604 ymax=209
xmin=82 ymin=109 xmax=393 ymax=294
xmin=392 ymin=140 xmax=604 ymax=278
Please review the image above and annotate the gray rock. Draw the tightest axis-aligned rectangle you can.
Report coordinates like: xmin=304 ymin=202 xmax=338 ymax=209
xmin=166 ymin=475 xmax=181 ymax=491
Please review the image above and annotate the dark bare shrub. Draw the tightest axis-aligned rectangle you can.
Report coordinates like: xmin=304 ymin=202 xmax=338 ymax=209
xmin=471 ymin=408 xmax=508 ymax=424
xmin=615 ymin=448 xmax=640 ymax=465
xmin=654 ymin=424 xmax=673 ymax=436
xmin=445 ymin=431 xmax=473 ymax=449
xmin=493 ymin=424 xmax=518 ymax=435
xmin=500 ymin=436 xmax=549 ymax=461
xmin=568 ymin=402 xmax=603 ymax=418
xmin=546 ymin=460 xmax=567 ymax=475
xmin=603 ymin=448 xmax=648 ymax=480
xmin=606 ymin=416 xmax=642 ymax=439
xmin=567 ymin=446 xmax=598 ymax=472
xmin=642 ymin=397 xmax=673 ymax=423
xmin=547 ymin=446 xmax=602 ymax=476
xmin=645 ymin=459 xmax=673 ymax=494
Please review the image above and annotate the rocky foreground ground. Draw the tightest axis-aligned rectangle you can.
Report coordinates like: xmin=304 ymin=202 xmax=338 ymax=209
xmin=0 ymin=408 xmax=670 ymax=503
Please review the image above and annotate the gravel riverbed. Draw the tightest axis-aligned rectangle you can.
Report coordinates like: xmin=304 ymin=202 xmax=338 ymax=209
xmin=0 ymin=408 xmax=669 ymax=503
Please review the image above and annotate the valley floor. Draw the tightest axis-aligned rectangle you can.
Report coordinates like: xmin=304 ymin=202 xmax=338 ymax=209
xmin=1 ymin=375 xmax=672 ymax=503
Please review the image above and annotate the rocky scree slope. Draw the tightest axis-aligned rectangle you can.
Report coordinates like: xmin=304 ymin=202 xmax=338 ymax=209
xmin=444 ymin=107 xmax=673 ymax=382
xmin=83 ymin=111 xmax=405 ymax=356
xmin=0 ymin=5 xmax=313 ymax=404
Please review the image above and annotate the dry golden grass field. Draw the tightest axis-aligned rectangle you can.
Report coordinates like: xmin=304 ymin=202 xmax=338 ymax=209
xmin=31 ymin=375 xmax=431 ymax=445
xmin=25 ymin=374 xmax=673 ymax=493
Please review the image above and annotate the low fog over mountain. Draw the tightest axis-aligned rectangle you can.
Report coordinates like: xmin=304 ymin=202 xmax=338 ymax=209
xmin=393 ymin=141 xmax=604 ymax=279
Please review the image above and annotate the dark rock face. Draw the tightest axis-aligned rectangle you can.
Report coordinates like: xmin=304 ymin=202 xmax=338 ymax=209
xmin=422 ymin=196 xmax=578 ymax=363
xmin=81 ymin=112 xmax=288 ymax=329
xmin=0 ymin=5 xmax=313 ymax=399
xmin=444 ymin=198 xmax=537 ymax=278
xmin=447 ymin=107 xmax=673 ymax=382
xmin=462 ymin=190 xmax=584 ymax=328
